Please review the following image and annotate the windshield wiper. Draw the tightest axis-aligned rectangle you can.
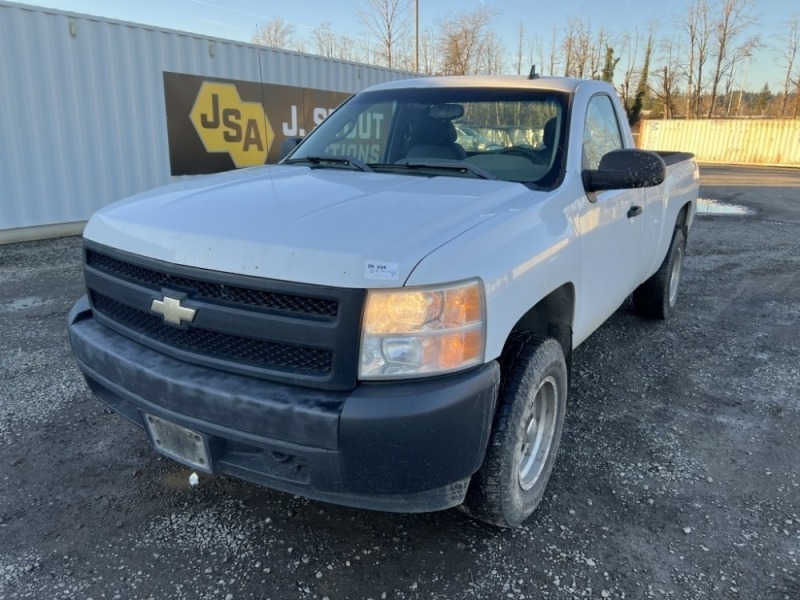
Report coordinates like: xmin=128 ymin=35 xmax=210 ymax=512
xmin=370 ymin=161 xmax=497 ymax=180
xmin=284 ymin=155 xmax=373 ymax=172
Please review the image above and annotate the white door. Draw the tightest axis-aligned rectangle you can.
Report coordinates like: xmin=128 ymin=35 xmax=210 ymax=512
xmin=574 ymin=94 xmax=646 ymax=336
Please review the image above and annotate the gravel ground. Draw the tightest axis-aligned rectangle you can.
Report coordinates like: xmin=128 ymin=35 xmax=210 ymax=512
xmin=1 ymin=165 xmax=798 ymax=600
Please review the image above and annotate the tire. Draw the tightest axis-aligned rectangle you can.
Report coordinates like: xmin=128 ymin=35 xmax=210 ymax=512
xmin=461 ymin=333 xmax=568 ymax=528
xmin=633 ymin=228 xmax=686 ymax=320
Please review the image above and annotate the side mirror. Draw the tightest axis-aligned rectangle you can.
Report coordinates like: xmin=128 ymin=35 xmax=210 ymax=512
xmin=582 ymin=149 xmax=666 ymax=192
xmin=279 ymin=136 xmax=304 ymax=161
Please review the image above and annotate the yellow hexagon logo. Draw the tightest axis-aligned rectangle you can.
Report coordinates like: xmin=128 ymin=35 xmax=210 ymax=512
xmin=189 ymin=82 xmax=275 ymax=168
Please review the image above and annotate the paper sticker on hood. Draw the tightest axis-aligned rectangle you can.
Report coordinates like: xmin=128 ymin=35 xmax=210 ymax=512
xmin=365 ymin=260 xmax=399 ymax=281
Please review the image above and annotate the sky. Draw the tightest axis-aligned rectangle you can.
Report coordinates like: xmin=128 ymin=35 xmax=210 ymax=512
xmin=23 ymin=0 xmax=795 ymax=91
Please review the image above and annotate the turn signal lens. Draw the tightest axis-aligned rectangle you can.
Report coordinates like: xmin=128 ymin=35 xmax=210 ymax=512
xmin=442 ymin=284 xmax=482 ymax=327
xmin=438 ymin=329 xmax=483 ymax=370
xmin=359 ymin=280 xmax=485 ymax=380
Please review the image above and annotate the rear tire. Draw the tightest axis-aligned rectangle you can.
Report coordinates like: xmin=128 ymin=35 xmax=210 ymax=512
xmin=633 ymin=228 xmax=686 ymax=320
xmin=461 ymin=333 xmax=568 ymax=528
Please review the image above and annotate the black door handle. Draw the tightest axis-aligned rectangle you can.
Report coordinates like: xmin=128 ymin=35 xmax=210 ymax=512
xmin=627 ymin=206 xmax=643 ymax=218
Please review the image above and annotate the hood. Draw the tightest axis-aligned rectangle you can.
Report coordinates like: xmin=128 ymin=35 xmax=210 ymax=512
xmin=84 ymin=165 xmax=541 ymax=288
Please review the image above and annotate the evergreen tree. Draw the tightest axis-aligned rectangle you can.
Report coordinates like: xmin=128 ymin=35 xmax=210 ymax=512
xmin=756 ymin=82 xmax=771 ymax=115
xmin=601 ymin=45 xmax=619 ymax=82
xmin=626 ymin=35 xmax=652 ymax=127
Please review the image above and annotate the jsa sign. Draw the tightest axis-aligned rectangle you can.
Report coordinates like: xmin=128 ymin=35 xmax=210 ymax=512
xmin=190 ymin=82 xmax=274 ymax=168
xmin=164 ymin=72 xmax=350 ymax=175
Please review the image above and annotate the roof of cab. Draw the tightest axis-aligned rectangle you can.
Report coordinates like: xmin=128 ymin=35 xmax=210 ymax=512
xmin=363 ymin=75 xmax=594 ymax=94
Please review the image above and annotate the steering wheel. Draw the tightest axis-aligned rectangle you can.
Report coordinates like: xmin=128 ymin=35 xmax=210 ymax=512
xmin=499 ymin=146 xmax=547 ymax=165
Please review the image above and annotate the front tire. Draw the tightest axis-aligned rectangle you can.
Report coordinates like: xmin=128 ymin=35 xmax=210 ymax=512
xmin=461 ymin=333 xmax=568 ymax=528
xmin=633 ymin=228 xmax=686 ymax=320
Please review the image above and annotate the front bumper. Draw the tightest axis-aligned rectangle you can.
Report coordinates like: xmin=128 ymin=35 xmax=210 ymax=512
xmin=68 ymin=296 xmax=500 ymax=512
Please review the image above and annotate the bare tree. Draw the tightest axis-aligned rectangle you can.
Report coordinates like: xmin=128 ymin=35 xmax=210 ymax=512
xmin=588 ymin=28 xmax=610 ymax=80
xmin=352 ymin=36 xmax=377 ymax=64
xmin=483 ymin=31 xmax=505 ymax=75
xmin=437 ymin=6 xmax=498 ymax=75
xmin=682 ymin=0 xmax=713 ymax=118
xmin=720 ymin=38 xmax=757 ymax=116
xmin=559 ymin=17 xmax=611 ymax=80
xmin=574 ymin=20 xmax=591 ymax=78
xmin=311 ymin=22 xmax=337 ymax=58
xmin=779 ymin=14 xmax=800 ymax=117
xmin=561 ymin=16 xmax=594 ymax=78
xmin=309 ymin=22 xmax=364 ymax=62
xmin=358 ymin=0 xmax=411 ymax=69
xmin=618 ymin=28 xmax=641 ymax=112
xmin=253 ymin=17 xmax=296 ymax=49
xmin=516 ymin=21 xmax=525 ymax=75
xmin=653 ymin=36 xmax=683 ymax=118
xmin=390 ymin=36 xmax=417 ymax=72
xmin=706 ymin=0 xmax=759 ymax=118
xmin=418 ymin=26 xmax=437 ymax=74
xmin=561 ymin=18 xmax=577 ymax=76
xmin=548 ymin=25 xmax=558 ymax=76
xmin=526 ymin=36 xmax=545 ymax=77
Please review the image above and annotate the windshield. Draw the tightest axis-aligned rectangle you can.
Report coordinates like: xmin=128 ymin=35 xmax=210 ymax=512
xmin=285 ymin=86 xmax=569 ymax=189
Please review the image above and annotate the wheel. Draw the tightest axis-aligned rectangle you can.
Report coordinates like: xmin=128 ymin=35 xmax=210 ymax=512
xmin=461 ymin=333 xmax=568 ymax=528
xmin=633 ymin=228 xmax=686 ymax=320
xmin=499 ymin=146 xmax=546 ymax=164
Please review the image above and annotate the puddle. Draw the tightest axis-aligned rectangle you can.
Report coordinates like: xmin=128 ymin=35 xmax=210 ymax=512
xmin=696 ymin=198 xmax=754 ymax=215
xmin=1 ymin=296 xmax=51 ymax=313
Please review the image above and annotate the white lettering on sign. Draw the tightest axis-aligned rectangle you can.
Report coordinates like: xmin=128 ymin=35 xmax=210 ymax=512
xmin=282 ymin=105 xmax=300 ymax=136
xmin=325 ymin=110 xmax=388 ymax=162
xmin=365 ymin=260 xmax=399 ymax=281
xmin=313 ymin=107 xmax=331 ymax=126
xmin=345 ymin=113 xmax=386 ymax=140
xmin=283 ymin=105 xmax=338 ymax=137
xmin=327 ymin=143 xmax=381 ymax=162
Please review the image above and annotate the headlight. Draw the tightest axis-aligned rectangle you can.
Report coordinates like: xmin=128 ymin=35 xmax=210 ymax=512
xmin=359 ymin=279 xmax=485 ymax=380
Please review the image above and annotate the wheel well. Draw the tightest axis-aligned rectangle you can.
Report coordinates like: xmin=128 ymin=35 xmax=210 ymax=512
xmin=508 ymin=283 xmax=575 ymax=378
xmin=676 ymin=203 xmax=691 ymax=236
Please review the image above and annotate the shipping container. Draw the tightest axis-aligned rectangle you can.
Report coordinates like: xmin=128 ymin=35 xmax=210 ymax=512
xmin=0 ymin=1 xmax=414 ymax=243
xmin=639 ymin=119 xmax=800 ymax=167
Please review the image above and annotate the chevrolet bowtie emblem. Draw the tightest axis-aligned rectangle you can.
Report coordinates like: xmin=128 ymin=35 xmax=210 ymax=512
xmin=150 ymin=295 xmax=197 ymax=325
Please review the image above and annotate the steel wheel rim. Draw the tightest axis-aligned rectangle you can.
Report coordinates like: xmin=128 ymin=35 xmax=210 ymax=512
xmin=669 ymin=244 xmax=684 ymax=306
xmin=518 ymin=375 xmax=558 ymax=491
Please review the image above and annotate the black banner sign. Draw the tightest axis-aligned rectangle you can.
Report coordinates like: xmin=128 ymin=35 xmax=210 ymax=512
xmin=163 ymin=72 xmax=350 ymax=175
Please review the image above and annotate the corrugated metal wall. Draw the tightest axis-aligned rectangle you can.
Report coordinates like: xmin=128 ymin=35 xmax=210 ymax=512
xmin=0 ymin=2 xmax=412 ymax=240
xmin=639 ymin=119 xmax=800 ymax=166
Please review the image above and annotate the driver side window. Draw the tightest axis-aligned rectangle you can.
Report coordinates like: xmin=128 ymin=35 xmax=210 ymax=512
xmin=583 ymin=95 xmax=623 ymax=170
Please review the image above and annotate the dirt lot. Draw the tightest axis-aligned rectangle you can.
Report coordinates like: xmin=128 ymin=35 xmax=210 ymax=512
xmin=1 ymin=165 xmax=798 ymax=600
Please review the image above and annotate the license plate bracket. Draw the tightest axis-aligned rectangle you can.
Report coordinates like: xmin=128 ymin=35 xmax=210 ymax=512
xmin=144 ymin=413 xmax=212 ymax=473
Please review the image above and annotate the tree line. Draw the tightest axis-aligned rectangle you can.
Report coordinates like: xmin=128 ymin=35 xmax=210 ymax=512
xmin=253 ymin=0 xmax=800 ymax=122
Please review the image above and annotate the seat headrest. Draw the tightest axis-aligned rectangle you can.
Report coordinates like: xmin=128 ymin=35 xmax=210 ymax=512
xmin=412 ymin=117 xmax=457 ymax=146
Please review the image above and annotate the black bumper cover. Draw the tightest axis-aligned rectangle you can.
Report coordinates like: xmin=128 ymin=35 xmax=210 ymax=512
xmin=68 ymin=297 xmax=500 ymax=512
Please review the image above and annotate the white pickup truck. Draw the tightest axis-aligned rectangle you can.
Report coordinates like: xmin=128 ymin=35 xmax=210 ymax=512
xmin=68 ymin=75 xmax=698 ymax=527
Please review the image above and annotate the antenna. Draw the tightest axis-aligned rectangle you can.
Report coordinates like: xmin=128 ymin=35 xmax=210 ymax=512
xmin=255 ymin=27 xmax=270 ymax=164
xmin=527 ymin=65 xmax=539 ymax=80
